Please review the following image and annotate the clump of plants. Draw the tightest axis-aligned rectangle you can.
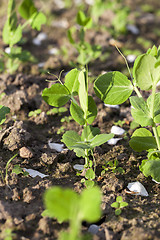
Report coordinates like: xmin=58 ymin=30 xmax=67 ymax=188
xmin=67 ymin=10 xmax=101 ymax=68
xmin=0 ymin=0 xmax=46 ymax=73
xmin=111 ymin=196 xmax=128 ymax=215
xmin=94 ymin=45 xmax=160 ymax=183
xmin=42 ymin=68 xmax=114 ymax=188
xmin=43 ymin=186 xmax=102 ymax=240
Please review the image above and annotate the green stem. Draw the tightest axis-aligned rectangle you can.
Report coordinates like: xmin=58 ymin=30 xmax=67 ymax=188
xmin=5 ymin=153 xmax=18 ymax=183
xmin=134 ymin=85 xmax=142 ymax=98
xmin=153 ymin=124 xmax=160 ymax=150
xmin=69 ymin=214 xmax=81 ymax=240
xmin=150 ymin=82 xmax=160 ymax=150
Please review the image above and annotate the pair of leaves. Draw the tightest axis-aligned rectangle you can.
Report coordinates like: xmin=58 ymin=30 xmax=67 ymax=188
xmin=42 ymin=69 xmax=97 ymax=125
xmin=43 ymin=186 xmax=101 ymax=224
xmin=18 ymin=0 xmax=46 ymax=31
xmin=61 ymin=125 xmax=114 ymax=157
xmin=94 ymin=71 xmax=133 ymax=105
xmin=76 ymin=11 xmax=92 ymax=29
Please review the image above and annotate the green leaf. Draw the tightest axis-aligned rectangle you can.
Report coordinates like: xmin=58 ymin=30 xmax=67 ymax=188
xmin=12 ymin=165 xmax=23 ymax=174
xmin=18 ymin=0 xmax=36 ymax=19
xmin=70 ymin=102 xmax=85 ymax=125
xmin=94 ymin=71 xmax=133 ymax=105
xmin=86 ymin=96 xmax=97 ymax=124
xmin=120 ymin=202 xmax=128 ymax=208
xmin=129 ymin=128 xmax=157 ymax=152
xmin=130 ymin=96 xmax=153 ymax=126
xmin=42 ymin=84 xmax=70 ymax=107
xmin=146 ymin=45 xmax=158 ymax=57
xmin=18 ymin=0 xmax=46 ymax=30
xmin=84 ymin=180 xmax=95 ymax=189
xmin=61 ymin=131 xmax=85 ymax=157
xmin=115 ymin=209 xmax=121 ymax=215
xmin=30 ymin=12 xmax=46 ymax=31
xmin=90 ymin=133 xmax=114 ymax=148
xmin=44 ymin=187 xmax=78 ymax=223
xmin=76 ymin=11 xmax=92 ymax=28
xmin=85 ymin=168 xmax=95 ymax=180
xmin=111 ymin=202 xmax=119 ymax=208
xmin=147 ymin=93 xmax=160 ymax=123
xmin=10 ymin=24 xmax=22 ymax=46
xmin=116 ymin=196 xmax=123 ymax=203
xmin=81 ymin=125 xmax=100 ymax=142
xmin=79 ymin=187 xmax=101 ymax=222
xmin=64 ymin=69 xmax=80 ymax=95
xmin=140 ymin=159 xmax=160 ymax=182
xmin=133 ymin=54 xmax=160 ymax=90
xmin=0 ymin=105 xmax=10 ymax=125
xmin=78 ymin=70 xmax=88 ymax=115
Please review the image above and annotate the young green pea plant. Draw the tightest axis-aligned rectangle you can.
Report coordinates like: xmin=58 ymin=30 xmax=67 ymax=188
xmin=94 ymin=45 xmax=160 ymax=183
xmin=28 ymin=109 xmax=42 ymax=117
xmin=111 ymin=196 xmax=128 ymax=216
xmin=42 ymin=186 xmax=102 ymax=240
xmin=67 ymin=10 xmax=101 ymax=68
xmin=42 ymin=68 xmax=114 ymax=188
xmin=1 ymin=0 xmax=46 ymax=73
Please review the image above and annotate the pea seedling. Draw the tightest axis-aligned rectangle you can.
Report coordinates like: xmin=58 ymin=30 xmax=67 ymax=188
xmin=1 ymin=0 xmax=46 ymax=73
xmin=28 ymin=109 xmax=42 ymax=117
xmin=101 ymin=159 xmax=125 ymax=175
xmin=111 ymin=196 xmax=128 ymax=215
xmin=43 ymin=186 xmax=102 ymax=240
xmin=42 ymin=68 xmax=114 ymax=188
xmin=94 ymin=45 xmax=160 ymax=183
xmin=67 ymin=11 xmax=101 ymax=68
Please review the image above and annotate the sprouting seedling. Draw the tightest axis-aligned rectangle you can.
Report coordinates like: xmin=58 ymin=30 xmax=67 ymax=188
xmin=94 ymin=45 xmax=160 ymax=183
xmin=1 ymin=0 xmax=46 ymax=73
xmin=42 ymin=186 xmax=102 ymax=240
xmin=67 ymin=10 xmax=101 ymax=68
xmin=101 ymin=159 xmax=125 ymax=175
xmin=28 ymin=109 xmax=42 ymax=117
xmin=42 ymin=68 xmax=114 ymax=188
xmin=111 ymin=196 xmax=128 ymax=215
xmin=0 ymin=153 xmax=18 ymax=186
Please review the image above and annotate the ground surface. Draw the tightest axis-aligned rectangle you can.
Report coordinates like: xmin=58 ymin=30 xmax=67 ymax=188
xmin=0 ymin=0 xmax=160 ymax=239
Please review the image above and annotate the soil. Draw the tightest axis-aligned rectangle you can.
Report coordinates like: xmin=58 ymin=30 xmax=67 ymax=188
xmin=0 ymin=0 xmax=160 ymax=240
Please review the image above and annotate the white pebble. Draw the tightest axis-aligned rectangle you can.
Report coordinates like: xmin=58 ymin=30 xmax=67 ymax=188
xmin=107 ymin=138 xmax=122 ymax=145
xmin=32 ymin=32 xmax=47 ymax=46
xmin=127 ymin=181 xmax=148 ymax=196
xmin=73 ymin=164 xmax=84 ymax=171
xmin=88 ymin=224 xmax=100 ymax=234
xmin=5 ymin=47 xmax=11 ymax=54
xmin=127 ymin=55 xmax=136 ymax=63
xmin=127 ymin=24 xmax=139 ymax=35
xmin=38 ymin=62 xmax=45 ymax=68
xmin=104 ymin=104 xmax=120 ymax=109
xmin=48 ymin=139 xmax=64 ymax=152
xmin=111 ymin=126 xmax=125 ymax=135
xmin=24 ymin=168 xmax=49 ymax=178
xmin=48 ymin=48 xmax=58 ymax=55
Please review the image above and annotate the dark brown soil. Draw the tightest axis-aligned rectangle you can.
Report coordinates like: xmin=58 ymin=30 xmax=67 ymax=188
xmin=0 ymin=0 xmax=160 ymax=239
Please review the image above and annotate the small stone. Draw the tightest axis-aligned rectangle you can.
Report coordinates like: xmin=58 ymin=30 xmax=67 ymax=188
xmin=19 ymin=147 xmax=33 ymax=159
xmin=88 ymin=224 xmax=100 ymax=234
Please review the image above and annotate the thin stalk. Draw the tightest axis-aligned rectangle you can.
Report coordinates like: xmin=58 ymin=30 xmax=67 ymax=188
xmin=150 ymin=82 xmax=160 ymax=150
xmin=134 ymin=85 xmax=142 ymax=98
xmin=5 ymin=153 xmax=18 ymax=183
